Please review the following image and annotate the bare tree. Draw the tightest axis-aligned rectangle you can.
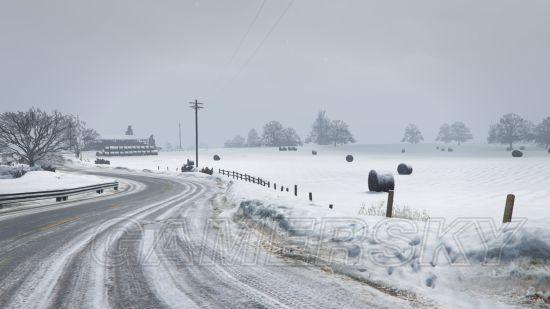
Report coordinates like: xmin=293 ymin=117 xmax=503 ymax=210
xmin=436 ymin=123 xmax=453 ymax=143
xmin=281 ymin=127 xmax=303 ymax=146
xmin=488 ymin=113 xmax=532 ymax=149
xmin=450 ymin=121 xmax=473 ymax=145
xmin=535 ymin=116 xmax=550 ymax=149
xmin=224 ymin=135 xmax=246 ymax=148
xmin=329 ymin=120 xmax=355 ymax=146
xmin=401 ymin=124 xmax=424 ymax=144
xmin=64 ymin=115 xmax=100 ymax=158
xmin=306 ymin=110 xmax=332 ymax=145
xmin=0 ymin=108 xmax=70 ymax=166
xmin=247 ymin=129 xmax=262 ymax=147
xmin=262 ymin=121 xmax=285 ymax=147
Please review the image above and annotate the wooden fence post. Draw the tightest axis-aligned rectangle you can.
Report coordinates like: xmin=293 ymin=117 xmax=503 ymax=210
xmin=309 ymin=192 xmax=312 ymax=201
xmin=268 ymin=181 xmax=270 ymax=188
xmin=329 ymin=204 xmax=333 ymax=209
xmin=294 ymin=185 xmax=298 ymax=196
xmin=503 ymin=194 xmax=515 ymax=223
xmin=386 ymin=190 xmax=394 ymax=218
xmin=274 ymin=183 xmax=277 ymax=190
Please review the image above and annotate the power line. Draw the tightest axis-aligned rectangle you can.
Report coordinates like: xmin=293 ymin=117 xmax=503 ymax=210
xmin=238 ymin=0 xmax=294 ymax=73
xmin=214 ymin=0 xmax=295 ymax=96
xmin=226 ymin=0 xmax=268 ymax=66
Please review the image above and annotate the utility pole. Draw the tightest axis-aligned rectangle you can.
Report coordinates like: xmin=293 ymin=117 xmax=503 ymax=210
xmin=178 ymin=122 xmax=182 ymax=150
xmin=189 ymin=99 xmax=204 ymax=167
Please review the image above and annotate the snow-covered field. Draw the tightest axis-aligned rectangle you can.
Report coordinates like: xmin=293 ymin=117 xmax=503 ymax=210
xmin=83 ymin=143 xmax=550 ymax=222
xmin=0 ymin=171 xmax=115 ymax=194
xmin=80 ymin=144 xmax=550 ymax=306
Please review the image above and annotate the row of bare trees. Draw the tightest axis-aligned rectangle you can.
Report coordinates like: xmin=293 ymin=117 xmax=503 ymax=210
xmin=224 ymin=110 xmax=356 ymax=148
xmin=0 ymin=108 xmax=99 ymax=166
xmin=401 ymin=114 xmax=550 ymax=149
xmin=225 ymin=121 xmax=303 ymax=148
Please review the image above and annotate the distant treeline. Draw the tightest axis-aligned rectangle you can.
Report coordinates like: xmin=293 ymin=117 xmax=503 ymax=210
xmin=401 ymin=113 xmax=550 ymax=149
xmin=224 ymin=110 xmax=355 ymax=148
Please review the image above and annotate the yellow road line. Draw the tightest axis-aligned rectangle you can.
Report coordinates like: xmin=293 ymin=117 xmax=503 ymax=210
xmin=39 ymin=216 xmax=80 ymax=231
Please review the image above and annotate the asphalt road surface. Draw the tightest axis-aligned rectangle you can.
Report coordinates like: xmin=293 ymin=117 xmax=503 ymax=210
xmin=0 ymin=169 xmax=412 ymax=308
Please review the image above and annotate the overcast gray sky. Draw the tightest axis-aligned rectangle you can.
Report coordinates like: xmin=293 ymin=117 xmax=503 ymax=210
xmin=1 ymin=0 xmax=549 ymax=147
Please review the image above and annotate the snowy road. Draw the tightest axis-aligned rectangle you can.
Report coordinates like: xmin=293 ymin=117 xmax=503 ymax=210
xmin=0 ymin=169 xmax=413 ymax=308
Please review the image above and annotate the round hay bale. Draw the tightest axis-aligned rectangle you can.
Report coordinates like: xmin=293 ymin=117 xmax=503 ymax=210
xmin=213 ymin=154 xmax=221 ymax=161
xmin=368 ymin=170 xmax=395 ymax=192
xmin=401 ymin=148 xmax=406 ymax=153
xmin=447 ymin=148 xmax=453 ymax=152
xmin=441 ymin=148 xmax=445 ymax=152
xmin=312 ymin=150 xmax=318 ymax=155
xmin=436 ymin=146 xmax=439 ymax=150
xmin=512 ymin=150 xmax=523 ymax=157
xmin=397 ymin=163 xmax=413 ymax=175
xmin=346 ymin=155 xmax=354 ymax=162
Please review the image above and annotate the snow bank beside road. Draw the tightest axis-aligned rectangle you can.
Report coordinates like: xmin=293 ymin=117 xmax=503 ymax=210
xmin=0 ymin=171 xmax=115 ymax=194
xmin=222 ymin=177 xmax=550 ymax=307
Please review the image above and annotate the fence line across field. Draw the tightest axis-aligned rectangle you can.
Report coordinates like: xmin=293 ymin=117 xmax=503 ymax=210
xmin=217 ymin=168 xmax=518 ymax=224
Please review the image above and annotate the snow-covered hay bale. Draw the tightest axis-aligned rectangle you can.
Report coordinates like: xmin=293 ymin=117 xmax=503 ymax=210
xmin=213 ymin=154 xmax=221 ymax=161
xmin=279 ymin=147 xmax=288 ymax=151
xmin=368 ymin=170 xmax=395 ymax=192
xmin=346 ymin=155 xmax=354 ymax=162
xmin=312 ymin=150 xmax=317 ymax=155
xmin=512 ymin=150 xmax=523 ymax=157
xmin=397 ymin=163 xmax=413 ymax=175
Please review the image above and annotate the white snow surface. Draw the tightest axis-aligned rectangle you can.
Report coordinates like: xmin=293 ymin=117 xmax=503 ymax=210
xmin=83 ymin=143 xmax=550 ymax=222
xmin=80 ymin=143 xmax=550 ymax=306
xmin=0 ymin=171 xmax=115 ymax=194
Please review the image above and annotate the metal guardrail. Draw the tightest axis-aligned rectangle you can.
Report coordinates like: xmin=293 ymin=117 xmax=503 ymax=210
xmin=0 ymin=182 xmax=119 ymax=206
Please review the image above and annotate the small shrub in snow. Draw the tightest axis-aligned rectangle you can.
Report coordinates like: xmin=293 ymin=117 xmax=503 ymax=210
xmin=0 ymin=164 xmax=42 ymax=179
xmin=359 ymin=202 xmax=430 ymax=221
xmin=312 ymin=150 xmax=317 ymax=155
xmin=200 ymin=167 xmax=213 ymax=175
xmin=41 ymin=165 xmax=56 ymax=172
